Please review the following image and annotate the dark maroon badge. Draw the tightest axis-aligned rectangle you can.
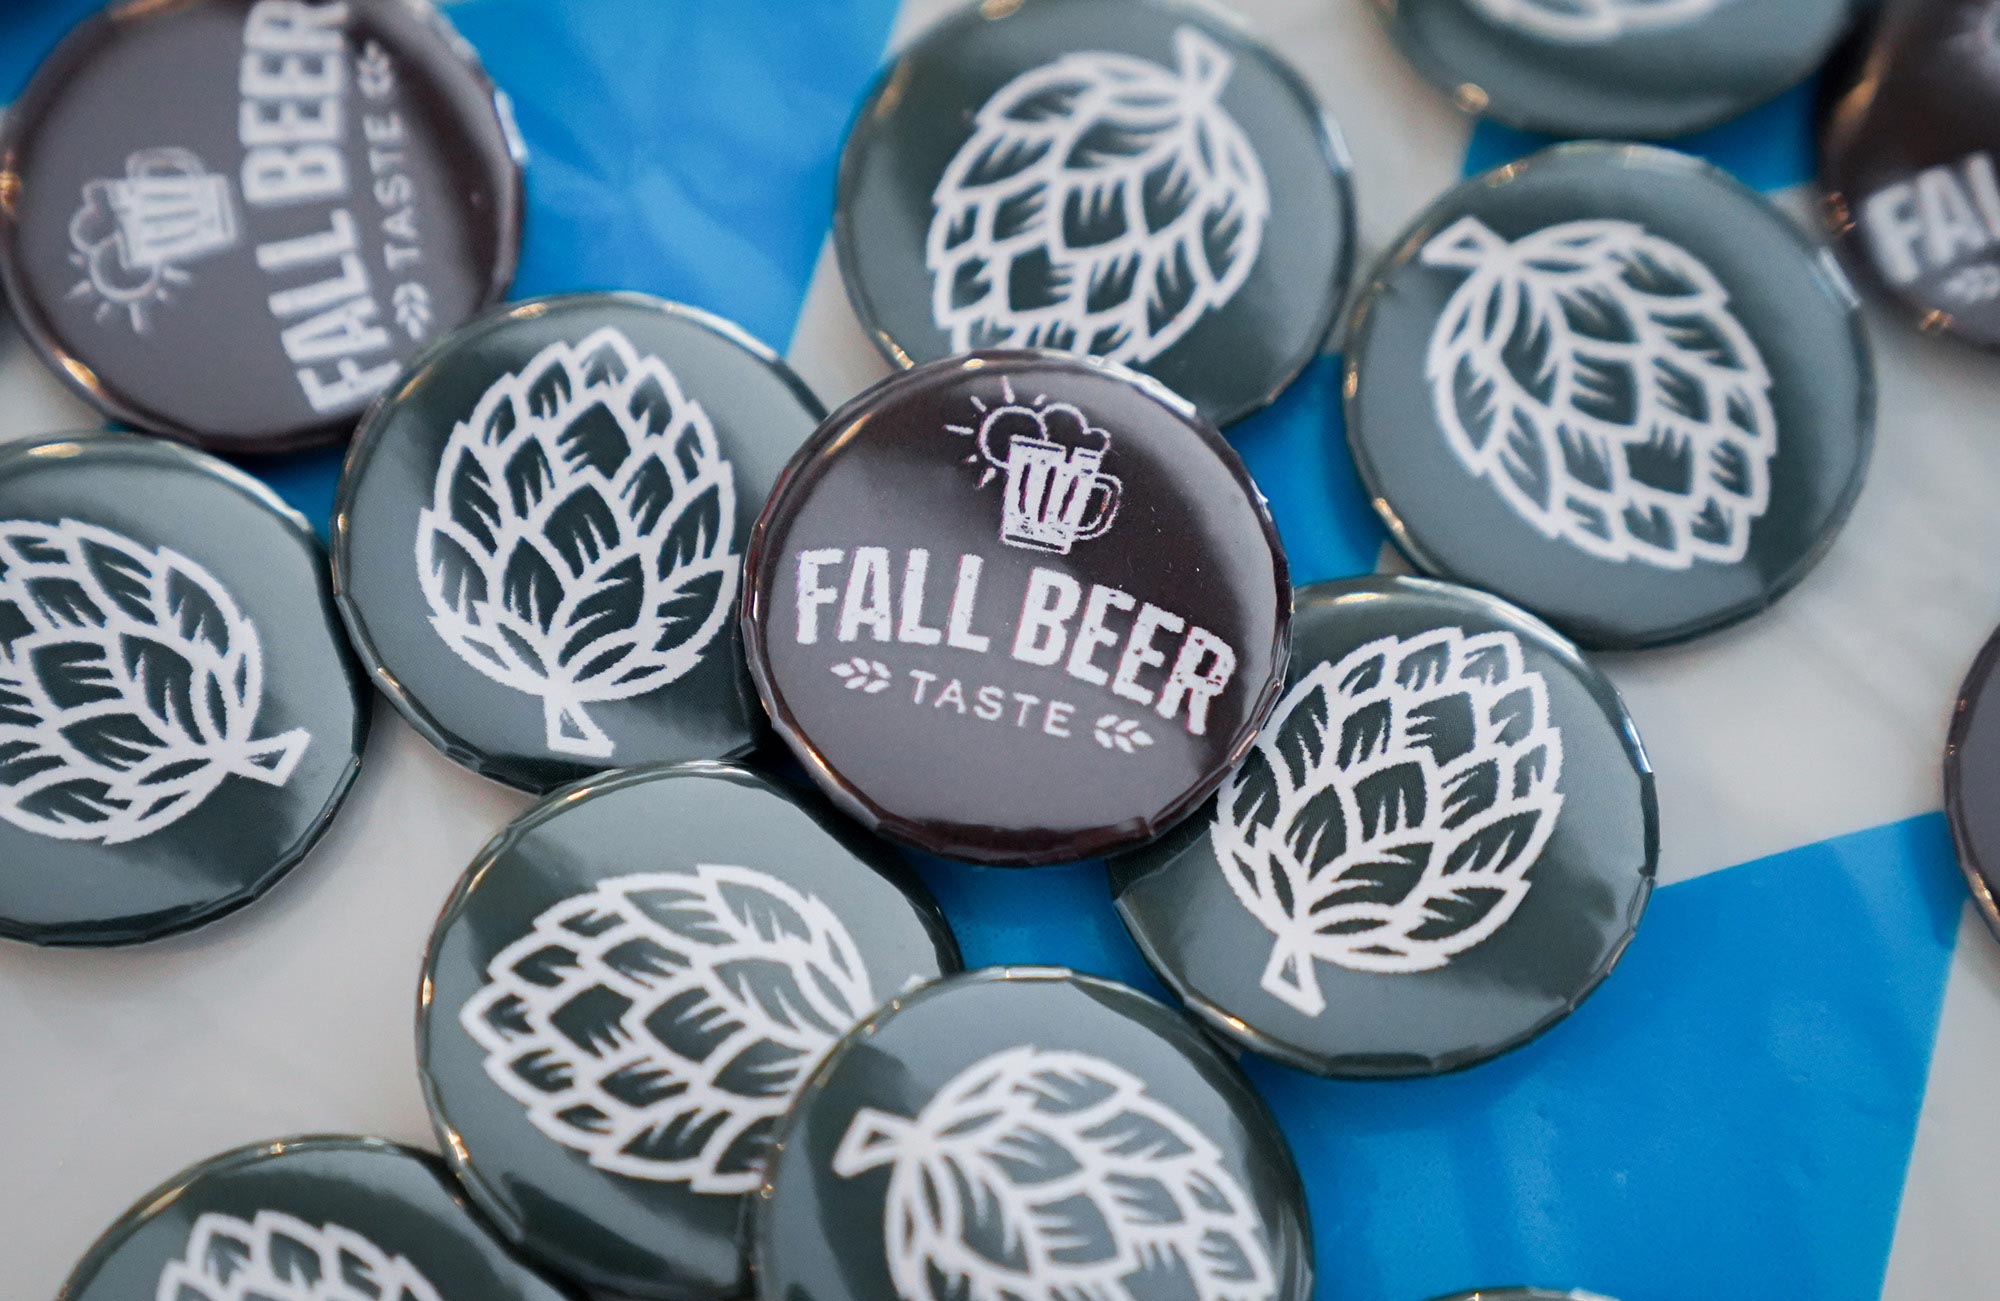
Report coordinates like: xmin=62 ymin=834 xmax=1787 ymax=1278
xmin=1821 ymin=0 xmax=2000 ymax=348
xmin=0 ymin=0 xmax=522 ymax=451
xmin=743 ymin=351 xmax=1290 ymax=866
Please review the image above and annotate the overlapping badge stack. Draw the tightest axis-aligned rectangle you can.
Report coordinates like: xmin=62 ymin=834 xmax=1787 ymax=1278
xmin=6 ymin=0 xmax=1991 ymax=1297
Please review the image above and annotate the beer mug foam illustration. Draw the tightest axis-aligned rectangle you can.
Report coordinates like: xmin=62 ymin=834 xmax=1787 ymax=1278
xmin=974 ymin=398 xmax=1122 ymax=554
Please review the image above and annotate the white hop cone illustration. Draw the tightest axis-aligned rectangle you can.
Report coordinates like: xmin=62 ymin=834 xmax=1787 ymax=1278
xmin=460 ymin=865 xmax=876 ymax=1193
xmin=1463 ymin=0 xmax=1724 ymax=43
xmin=0 ymin=519 xmax=309 ymax=846
xmin=155 ymin=1210 xmax=442 ymax=1301
xmin=1212 ymin=628 xmax=1564 ymax=1011
xmin=1421 ymin=216 xmax=1776 ymax=569
xmin=927 ymin=25 xmax=1270 ymax=366
xmin=415 ymin=327 xmax=738 ymax=759
xmin=833 ymin=1046 xmax=1277 ymax=1301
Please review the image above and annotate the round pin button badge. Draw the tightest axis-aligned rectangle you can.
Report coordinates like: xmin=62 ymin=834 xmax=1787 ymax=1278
xmin=1820 ymin=0 xmax=2000 ymax=349
xmin=1375 ymin=0 xmax=1858 ymax=138
xmin=56 ymin=1136 xmax=574 ymax=1300
xmin=1345 ymin=143 xmax=1874 ymax=650
xmin=336 ymin=293 xmax=825 ymax=793
xmin=754 ymin=967 xmax=1314 ymax=1301
xmin=0 ymin=433 xmax=366 ymax=948
xmin=744 ymin=350 xmax=1290 ymax=866
xmin=1112 ymin=576 xmax=1657 ymax=1077
xmin=419 ymin=761 xmax=959 ymax=1300
xmin=1944 ymin=620 xmax=2000 ymax=943
xmin=834 ymin=0 xmax=1355 ymax=427
xmin=0 ymin=0 xmax=522 ymax=452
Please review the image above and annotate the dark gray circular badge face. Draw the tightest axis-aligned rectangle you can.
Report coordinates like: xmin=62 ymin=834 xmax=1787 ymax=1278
xmin=744 ymin=351 xmax=1290 ymax=866
xmin=1345 ymin=143 xmax=1874 ymax=650
xmin=57 ymin=1136 xmax=574 ymax=1300
xmin=1376 ymin=0 xmax=1859 ymax=137
xmin=418 ymin=762 xmax=959 ymax=1300
xmin=755 ymin=968 xmax=1314 ymax=1301
xmin=0 ymin=0 xmax=522 ymax=452
xmin=1945 ymin=621 xmax=2000 ymax=944
xmin=835 ymin=0 xmax=1354 ymax=427
xmin=1821 ymin=0 xmax=2000 ymax=349
xmin=1112 ymin=577 xmax=1657 ymax=1077
xmin=336 ymin=293 xmax=824 ymax=794
xmin=0 ymin=433 xmax=366 ymax=948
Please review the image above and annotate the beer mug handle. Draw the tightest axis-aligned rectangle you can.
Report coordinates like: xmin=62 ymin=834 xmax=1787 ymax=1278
xmin=1077 ymin=472 xmax=1122 ymax=541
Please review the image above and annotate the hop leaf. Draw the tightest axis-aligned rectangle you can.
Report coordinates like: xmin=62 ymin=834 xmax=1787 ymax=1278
xmin=1212 ymin=628 xmax=1565 ymax=1012
xmin=927 ymin=24 xmax=1270 ymax=367
xmin=459 ymin=865 xmax=878 ymax=1194
xmin=1461 ymin=0 xmax=1724 ymax=42
xmin=415 ymin=327 xmax=739 ymax=759
xmin=155 ymin=1210 xmax=443 ymax=1301
xmin=1421 ymin=216 xmax=1775 ymax=569
xmin=834 ymin=1045 xmax=1277 ymax=1301
xmin=0 ymin=518 xmax=311 ymax=846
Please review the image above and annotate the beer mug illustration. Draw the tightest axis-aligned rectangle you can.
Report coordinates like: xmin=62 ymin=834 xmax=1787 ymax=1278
xmin=968 ymin=397 xmax=1123 ymax=554
xmin=69 ymin=147 xmax=240 ymax=332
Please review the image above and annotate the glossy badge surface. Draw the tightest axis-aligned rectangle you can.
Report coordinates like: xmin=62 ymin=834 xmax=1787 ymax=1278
xmin=336 ymin=294 xmax=824 ymax=793
xmin=744 ymin=351 xmax=1290 ymax=865
xmin=1345 ymin=142 xmax=1873 ymax=650
xmin=835 ymin=0 xmax=1355 ymax=427
xmin=1821 ymin=0 xmax=2000 ymax=349
xmin=56 ymin=1136 xmax=574 ymax=1300
xmin=1376 ymin=0 xmax=1859 ymax=137
xmin=419 ymin=761 xmax=959 ymax=1300
xmin=1112 ymin=577 xmax=1657 ymax=1077
xmin=755 ymin=967 xmax=1314 ymax=1301
xmin=0 ymin=433 xmax=366 ymax=947
xmin=1945 ymin=620 xmax=2000 ymax=944
xmin=0 ymin=0 xmax=522 ymax=452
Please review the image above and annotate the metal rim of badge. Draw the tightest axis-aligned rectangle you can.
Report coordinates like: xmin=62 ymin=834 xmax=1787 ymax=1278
xmin=1372 ymin=0 xmax=1858 ymax=138
xmin=1110 ymin=575 xmax=1659 ymax=1078
xmin=0 ymin=431 xmax=368 ymax=948
xmin=1427 ymin=1291 xmax=1623 ymax=1300
xmin=1343 ymin=141 xmax=1875 ymax=650
xmin=0 ymin=0 xmax=524 ymax=453
xmin=742 ymin=349 xmax=1292 ymax=866
xmin=54 ymin=1135 xmax=575 ymax=1300
xmin=833 ymin=0 xmax=1357 ymax=428
xmin=1944 ymin=620 xmax=2000 ymax=943
xmin=1818 ymin=0 xmax=2000 ymax=350
xmin=333 ymin=291 xmax=825 ymax=794
xmin=417 ymin=760 xmax=960 ymax=1300
xmin=751 ymin=966 xmax=1315 ymax=1301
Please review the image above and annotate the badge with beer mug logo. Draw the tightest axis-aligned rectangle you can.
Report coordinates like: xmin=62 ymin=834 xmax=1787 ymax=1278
xmin=948 ymin=381 xmax=1122 ymax=555
xmin=744 ymin=351 xmax=1292 ymax=866
xmin=68 ymin=148 xmax=241 ymax=333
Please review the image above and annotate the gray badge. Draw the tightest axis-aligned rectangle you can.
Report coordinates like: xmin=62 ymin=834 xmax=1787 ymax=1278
xmin=1344 ymin=143 xmax=1873 ymax=650
xmin=57 ymin=1137 xmax=574 ymax=1299
xmin=1374 ymin=0 xmax=1861 ymax=137
xmin=419 ymin=761 xmax=958 ymax=1300
xmin=755 ymin=967 xmax=1314 ymax=1301
xmin=1112 ymin=576 xmax=1658 ymax=1077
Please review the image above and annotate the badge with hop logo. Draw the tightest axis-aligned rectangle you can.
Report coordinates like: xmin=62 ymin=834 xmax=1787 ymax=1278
xmin=926 ymin=26 xmax=1270 ymax=368
xmin=154 ymin=1211 xmax=443 ymax=1301
xmin=415 ymin=327 xmax=739 ymax=760
xmin=1109 ymin=576 xmax=1658 ymax=1076
xmin=0 ymin=517 xmax=310 ymax=846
